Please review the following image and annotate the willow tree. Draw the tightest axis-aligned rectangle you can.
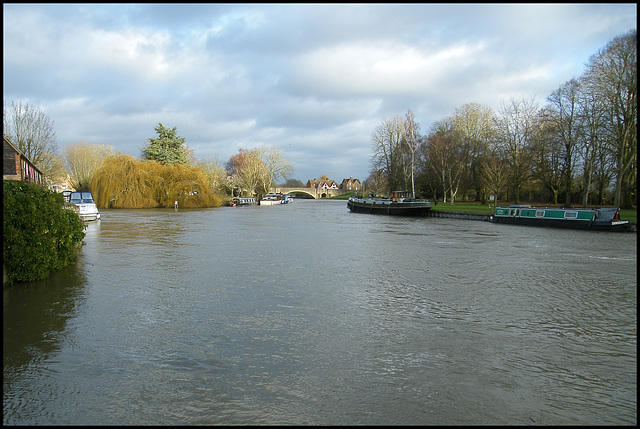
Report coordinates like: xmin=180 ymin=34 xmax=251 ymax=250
xmin=90 ymin=154 xmax=223 ymax=208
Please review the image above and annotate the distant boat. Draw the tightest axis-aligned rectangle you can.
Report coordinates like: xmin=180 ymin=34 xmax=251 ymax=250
xmin=232 ymin=197 xmax=258 ymax=206
xmin=491 ymin=204 xmax=630 ymax=231
xmin=69 ymin=191 xmax=101 ymax=221
xmin=347 ymin=191 xmax=431 ymax=216
xmin=259 ymin=193 xmax=291 ymax=206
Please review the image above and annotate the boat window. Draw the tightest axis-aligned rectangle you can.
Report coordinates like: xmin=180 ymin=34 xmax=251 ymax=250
xmin=564 ymin=211 xmax=579 ymax=219
xmin=535 ymin=210 xmax=545 ymax=217
xmin=69 ymin=192 xmax=82 ymax=204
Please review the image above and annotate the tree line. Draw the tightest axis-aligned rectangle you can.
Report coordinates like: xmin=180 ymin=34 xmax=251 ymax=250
xmin=368 ymin=30 xmax=636 ymax=209
xmin=3 ymin=110 xmax=293 ymax=207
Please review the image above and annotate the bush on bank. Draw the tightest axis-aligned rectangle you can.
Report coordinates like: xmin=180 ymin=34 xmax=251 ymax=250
xmin=3 ymin=180 xmax=86 ymax=285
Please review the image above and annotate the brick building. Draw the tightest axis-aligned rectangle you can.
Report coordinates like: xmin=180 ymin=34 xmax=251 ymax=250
xmin=3 ymin=136 xmax=43 ymax=185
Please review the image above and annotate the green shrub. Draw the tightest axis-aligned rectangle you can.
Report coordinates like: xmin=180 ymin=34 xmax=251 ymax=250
xmin=3 ymin=180 xmax=86 ymax=285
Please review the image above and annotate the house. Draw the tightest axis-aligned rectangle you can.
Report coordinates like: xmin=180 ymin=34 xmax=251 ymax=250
xmin=340 ymin=177 xmax=361 ymax=191
xmin=3 ymin=136 xmax=43 ymax=185
xmin=306 ymin=178 xmax=339 ymax=189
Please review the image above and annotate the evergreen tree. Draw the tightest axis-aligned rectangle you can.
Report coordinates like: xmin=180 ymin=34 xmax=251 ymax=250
xmin=142 ymin=123 xmax=190 ymax=165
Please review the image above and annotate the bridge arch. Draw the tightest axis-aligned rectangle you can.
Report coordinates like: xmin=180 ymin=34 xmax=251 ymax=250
xmin=270 ymin=186 xmax=349 ymax=199
xmin=286 ymin=189 xmax=317 ymax=199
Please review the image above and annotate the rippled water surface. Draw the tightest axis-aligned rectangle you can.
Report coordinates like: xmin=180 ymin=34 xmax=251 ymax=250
xmin=3 ymin=200 xmax=637 ymax=425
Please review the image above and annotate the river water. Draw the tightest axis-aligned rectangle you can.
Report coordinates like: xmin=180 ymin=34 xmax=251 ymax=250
xmin=3 ymin=199 xmax=637 ymax=425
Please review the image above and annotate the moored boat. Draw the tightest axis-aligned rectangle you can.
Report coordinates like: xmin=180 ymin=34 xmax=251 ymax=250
xmin=347 ymin=191 xmax=431 ymax=216
xmin=232 ymin=197 xmax=258 ymax=206
xmin=491 ymin=204 xmax=630 ymax=231
xmin=259 ymin=193 xmax=290 ymax=205
xmin=69 ymin=191 xmax=101 ymax=221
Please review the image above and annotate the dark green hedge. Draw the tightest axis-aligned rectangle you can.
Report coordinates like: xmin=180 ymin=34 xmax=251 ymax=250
xmin=3 ymin=180 xmax=86 ymax=285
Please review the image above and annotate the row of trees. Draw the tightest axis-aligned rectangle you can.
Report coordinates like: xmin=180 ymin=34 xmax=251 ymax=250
xmin=3 ymin=107 xmax=293 ymax=207
xmin=369 ymin=30 xmax=636 ymax=209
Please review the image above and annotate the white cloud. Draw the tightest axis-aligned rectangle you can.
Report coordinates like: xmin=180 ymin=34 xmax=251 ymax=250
xmin=293 ymin=40 xmax=487 ymax=98
xmin=3 ymin=3 xmax=637 ymax=182
xmin=86 ymin=29 xmax=175 ymax=79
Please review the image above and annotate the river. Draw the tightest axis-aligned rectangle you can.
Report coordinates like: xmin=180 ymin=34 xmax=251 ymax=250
xmin=3 ymin=199 xmax=637 ymax=425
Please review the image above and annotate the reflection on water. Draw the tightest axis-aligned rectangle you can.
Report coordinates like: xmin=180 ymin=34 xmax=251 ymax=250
xmin=3 ymin=201 xmax=637 ymax=425
xmin=3 ymin=261 xmax=87 ymax=424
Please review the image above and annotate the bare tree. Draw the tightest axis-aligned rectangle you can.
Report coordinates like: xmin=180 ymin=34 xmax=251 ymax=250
xmin=546 ymin=79 xmax=582 ymax=205
xmin=63 ymin=141 xmax=115 ymax=191
xmin=226 ymin=148 xmax=267 ymax=198
xmin=196 ymin=156 xmax=229 ymax=195
xmin=403 ymin=110 xmax=421 ymax=198
xmin=576 ymin=74 xmax=609 ymax=206
xmin=495 ymin=97 xmax=540 ymax=203
xmin=259 ymin=146 xmax=293 ymax=194
xmin=370 ymin=116 xmax=407 ymax=194
xmin=451 ymin=103 xmax=496 ymax=202
xmin=423 ymin=119 xmax=465 ymax=204
xmin=3 ymin=100 xmax=58 ymax=169
xmin=583 ymin=30 xmax=636 ymax=208
xmin=480 ymin=152 xmax=510 ymax=210
xmin=226 ymin=147 xmax=293 ymax=198
xmin=532 ymin=108 xmax=564 ymax=204
xmin=41 ymin=153 xmax=68 ymax=189
xmin=364 ymin=170 xmax=387 ymax=197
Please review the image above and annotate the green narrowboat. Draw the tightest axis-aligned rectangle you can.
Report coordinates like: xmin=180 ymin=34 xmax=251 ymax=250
xmin=491 ymin=204 xmax=630 ymax=231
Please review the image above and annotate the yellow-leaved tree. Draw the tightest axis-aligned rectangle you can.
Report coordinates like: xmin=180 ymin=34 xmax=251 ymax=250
xmin=90 ymin=154 xmax=223 ymax=208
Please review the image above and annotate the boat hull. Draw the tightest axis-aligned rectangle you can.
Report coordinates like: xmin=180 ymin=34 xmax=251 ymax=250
xmin=347 ymin=199 xmax=431 ymax=216
xmin=69 ymin=192 xmax=101 ymax=221
xmin=232 ymin=197 xmax=258 ymax=206
xmin=491 ymin=216 xmax=629 ymax=231
xmin=491 ymin=206 xmax=630 ymax=231
xmin=259 ymin=193 xmax=291 ymax=205
xmin=259 ymin=199 xmax=283 ymax=206
xmin=79 ymin=211 xmax=101 ymax=221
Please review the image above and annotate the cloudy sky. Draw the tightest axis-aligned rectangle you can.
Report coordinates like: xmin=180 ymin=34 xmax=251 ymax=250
xmin=3 ymin=4 xmax=636 ymax=182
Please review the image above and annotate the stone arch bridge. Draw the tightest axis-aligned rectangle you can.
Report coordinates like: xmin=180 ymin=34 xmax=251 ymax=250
xmin=269 ymin=186 xmax=350 ymax=199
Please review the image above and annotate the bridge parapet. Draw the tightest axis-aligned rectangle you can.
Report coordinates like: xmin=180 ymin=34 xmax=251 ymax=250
xmin=270 ymin=186 xmax=349 ymax=199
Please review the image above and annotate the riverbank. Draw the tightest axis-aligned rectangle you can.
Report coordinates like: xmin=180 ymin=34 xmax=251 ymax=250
xmin=332 ymin=194 xmax=637 ymax=223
